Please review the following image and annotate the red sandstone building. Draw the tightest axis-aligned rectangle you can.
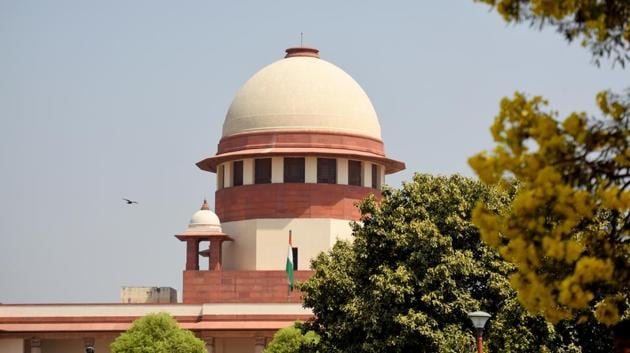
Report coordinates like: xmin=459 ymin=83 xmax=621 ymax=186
xmin=0 ymin=46 xmax=404 ymax=353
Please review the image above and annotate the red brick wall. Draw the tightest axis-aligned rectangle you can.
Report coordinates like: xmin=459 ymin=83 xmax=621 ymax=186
xmin=216 ymin=183 xmax=379 ymax=222
xmin=182 ymin=270 xmax=314 ymax=304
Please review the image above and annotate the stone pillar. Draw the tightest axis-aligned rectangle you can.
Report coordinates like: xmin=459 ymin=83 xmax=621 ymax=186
xmin=186 ymin=239 xmax=199 ymax=270
xmin=208 ymin=238 xmax=223 ymax=271
xmin=271 ymin=157 xmax=283 ymax=183
xmin=337 ymin=158 xmax=348 ymax=185
xmin=362 ymin=162 xmax=372 ymax=188
xmin=217 ymin=164 xmax=225 ymax=190
xmin=254 ymin=337 xmax=267 ymax=353
xmin=243 ymin=159 xmax=254 ymax=185
xmin=224 ymin=162 xmax=233 ymax=188
xmin=30 ymin=338 xmax=41 ymax=353
xmin=305 ymin=157 xmax=317 ymax=183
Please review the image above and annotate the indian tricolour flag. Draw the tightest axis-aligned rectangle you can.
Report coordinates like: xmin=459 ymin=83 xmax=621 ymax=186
xmin=286 ymin=230 xmax=295 ymax=292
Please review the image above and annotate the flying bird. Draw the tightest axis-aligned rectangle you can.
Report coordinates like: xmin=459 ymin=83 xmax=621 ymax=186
xmin=122 ymin=198 xmax=139 ymax=205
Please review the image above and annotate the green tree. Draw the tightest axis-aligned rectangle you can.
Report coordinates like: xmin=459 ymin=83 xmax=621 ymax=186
xmin=476 ymin=0 xmax=630 ymax=65
xmin=111 ymin=313 xmax=206 ymax=353
xmin=263 ymin=322 xmax=320 ymax=353
xmin=300 ymin=174 xmax=611 ymax=352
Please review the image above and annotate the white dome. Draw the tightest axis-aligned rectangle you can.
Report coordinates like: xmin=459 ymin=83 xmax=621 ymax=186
xmin=222 ymin=48 xmax=382 ymax=140
xmin=187 ymin=200 xmax=222 ymax=233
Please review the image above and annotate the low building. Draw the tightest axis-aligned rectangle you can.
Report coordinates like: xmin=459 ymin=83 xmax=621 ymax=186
xmin=120 ymin=287 xmax=178 ymax=304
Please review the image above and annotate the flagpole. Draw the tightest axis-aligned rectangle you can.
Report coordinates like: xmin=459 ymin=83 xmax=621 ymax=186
xmin=287 ymin=229 xmax=292 ymax=296
xmin=287 ymin=230 xmax=293 ymax=299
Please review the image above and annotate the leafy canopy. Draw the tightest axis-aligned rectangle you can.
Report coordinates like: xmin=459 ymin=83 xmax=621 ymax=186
xmin=300 ymin=174 xmax=610 ymax=352
xmin=469 ymin=91 xmax=629 ymax=326
xmin=476 ymin=0 xmax=630 ymax=66
xmin=110 ymin=313 xmax=207 ymax=353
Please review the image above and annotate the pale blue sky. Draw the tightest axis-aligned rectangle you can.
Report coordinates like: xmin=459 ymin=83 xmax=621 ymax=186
xmin=0 ymin=1 xmax=626 ymax=303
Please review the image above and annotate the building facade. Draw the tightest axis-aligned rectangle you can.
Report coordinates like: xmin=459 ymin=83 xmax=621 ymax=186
xmin=0 ymin=46 xmax=404 ymax=353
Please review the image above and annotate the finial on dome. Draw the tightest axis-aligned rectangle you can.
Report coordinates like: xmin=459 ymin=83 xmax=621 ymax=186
xmin=201 ymin=199 xmax=209 ymax=210
xmin=285 ymin=47 xmax=319 ymax=59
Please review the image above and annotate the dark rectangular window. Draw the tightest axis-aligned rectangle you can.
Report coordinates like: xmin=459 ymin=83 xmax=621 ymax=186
xmin=292 ymin=247 xmax=298 ymax=271
xmin=371 ymin=164 xmax=379 ymax=189
xmin=284 ymin=158 xmax=305 ymax=183
xmin=317 ymin=158 xmax=337 ymax=184
xmin=233 ymin=160 xmax=243 ymax=186
xmin=348 ymin=160 xmax=362 ymax=186
xmin=254 ymin=158 xmax=271 ymax=184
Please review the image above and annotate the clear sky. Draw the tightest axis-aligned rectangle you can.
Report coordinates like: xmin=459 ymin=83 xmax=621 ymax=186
xmin=0 ymin=1 xmax=626 ymax=303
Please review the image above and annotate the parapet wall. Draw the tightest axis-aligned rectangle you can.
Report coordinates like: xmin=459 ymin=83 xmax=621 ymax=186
xmin=183 ymin=270 xmax=313 ymax=304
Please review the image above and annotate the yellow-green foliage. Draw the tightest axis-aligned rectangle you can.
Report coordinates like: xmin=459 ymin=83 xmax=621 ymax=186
xmin=470 ymin=91 xmax=629 ymax=325
xmin=476 ymin=0 xmax=630 ymax=65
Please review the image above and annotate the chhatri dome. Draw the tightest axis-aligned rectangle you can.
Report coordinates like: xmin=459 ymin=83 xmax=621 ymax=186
xmin=186 ymin=199 xmax=222 ymax=233
xmin=223 ymin=47 xmax=381 ymax=140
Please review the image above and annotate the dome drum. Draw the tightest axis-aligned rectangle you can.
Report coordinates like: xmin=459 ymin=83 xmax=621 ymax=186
xmin=198 ymin=130 xmax=405 ymax=174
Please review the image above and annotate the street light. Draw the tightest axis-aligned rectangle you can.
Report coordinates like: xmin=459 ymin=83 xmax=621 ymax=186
xmin=468 ymin=311 xmax=491 ymax=353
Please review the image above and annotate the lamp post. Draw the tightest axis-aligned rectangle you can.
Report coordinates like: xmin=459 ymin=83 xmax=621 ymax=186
xmin=468 ymin=311 xmax=491 ymax=353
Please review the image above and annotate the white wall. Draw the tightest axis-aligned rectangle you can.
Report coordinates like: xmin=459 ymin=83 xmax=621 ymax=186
xmin=221 ymin=218 xmax=353 ymax=270
xmin=222 ymin=220 xmax=258 ymax=270
xmin=256 ymin=219 xmax=331 ymax=270
xmin=330 ymin=218 xmax=355 ymax=244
